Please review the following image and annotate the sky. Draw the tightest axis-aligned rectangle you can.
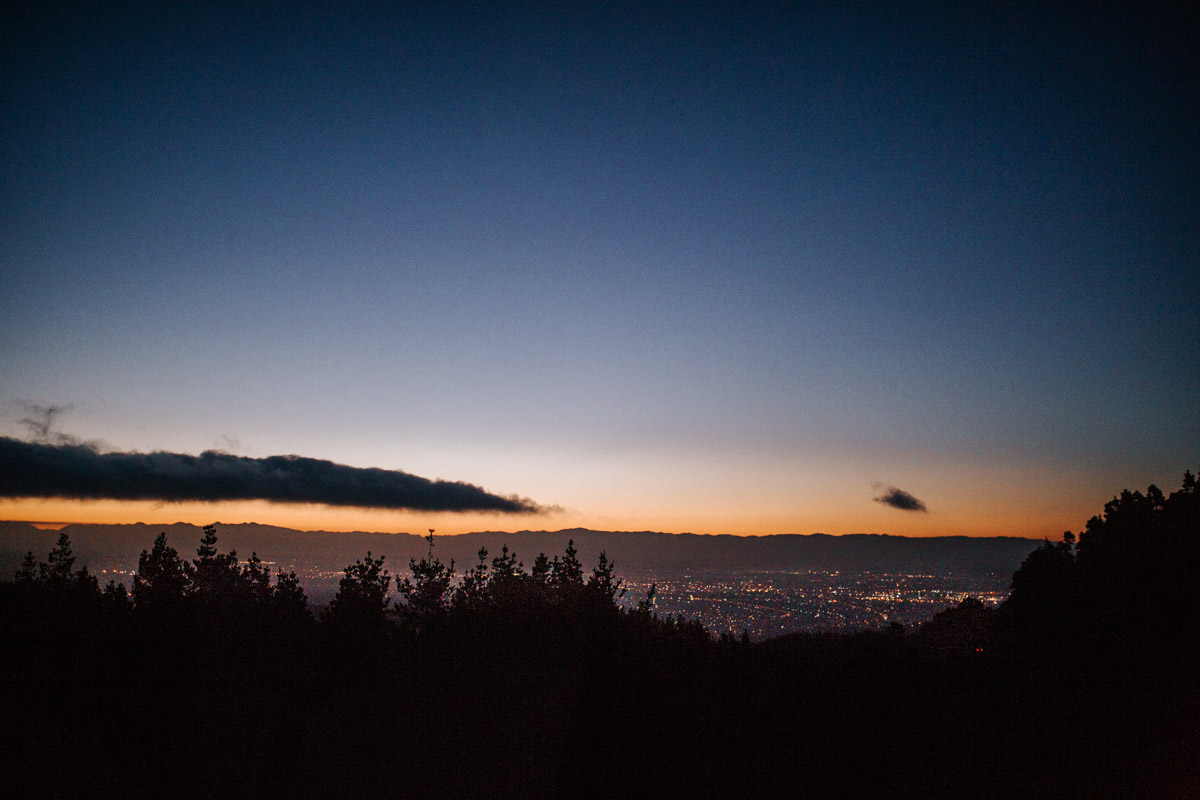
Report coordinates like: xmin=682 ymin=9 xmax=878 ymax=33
xmin=2 ymin=2 xmax=1197 ymax=538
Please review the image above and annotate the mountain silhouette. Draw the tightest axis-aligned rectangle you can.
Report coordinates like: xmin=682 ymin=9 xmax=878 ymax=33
xmin=0 ymin=521 xmax=1038 ymax=580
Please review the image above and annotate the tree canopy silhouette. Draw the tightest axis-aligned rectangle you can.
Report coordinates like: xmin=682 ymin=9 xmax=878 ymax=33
xmin=3 ymin=474 xmax=1198 ymax=799
xmin=1000 ymin=469 xmax=1200 ymax=660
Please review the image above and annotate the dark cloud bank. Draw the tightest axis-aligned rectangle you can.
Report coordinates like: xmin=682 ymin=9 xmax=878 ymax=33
xmin=874 ymin=486 xmax=928 ymax=512
xmin=0 ymin=437 xmax=542 ymax=513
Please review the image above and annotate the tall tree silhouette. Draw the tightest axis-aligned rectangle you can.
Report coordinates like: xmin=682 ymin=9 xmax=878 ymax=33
xmin=395 ymin=532 xmax=454 ymax=630
xmin=587 ymin=551 xmax=625 ymax=605
xmin=40 ymin=532 xmax=76 ymax=586
xmin=191 ymin=524 xmax=244 ymax=601
xmin=133 ymin=532 xmax=191 ymax=610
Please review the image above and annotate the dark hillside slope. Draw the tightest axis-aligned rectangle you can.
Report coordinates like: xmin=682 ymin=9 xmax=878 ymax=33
xmin=1 ymin=472 xmax=1197 ymax=798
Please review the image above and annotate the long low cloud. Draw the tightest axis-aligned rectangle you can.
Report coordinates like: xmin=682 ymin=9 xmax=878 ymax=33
xmin=873 ymin=486 xmax=928 ymax=512
xmin=0 ymin=437 xmax=543 ymax=513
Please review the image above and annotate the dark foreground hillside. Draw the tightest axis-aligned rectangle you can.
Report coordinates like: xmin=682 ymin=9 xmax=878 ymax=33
xmin=3 ymin=472 xmax=1198 ymax=798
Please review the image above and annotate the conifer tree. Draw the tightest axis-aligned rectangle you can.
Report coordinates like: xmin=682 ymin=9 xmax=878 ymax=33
xmin=133 ymin=532 xmax=191 ymax=608
xmin=243 ymin=552 xmax=274 ymax=602
xmin=587 ymin=551 xmax=625 ymax=605
xmin=531 ymin=552 xmax=551 ymax=584
xmin=273 ymin=568 xmax=309 ymax=619
xmin=396 ymin=538 xmax=454 ymax=630
xmin=551 ymin=539 xmax=584 ymax=587
xmin=191 ymin=524 xmax=242 ymax=601
xmin=454 ymin=547 xmax=490 ymax=610
xmin=40 ymin=532 xmax=76 ymax=586
xmin=14 ymin=551 xmax=38 ymax=585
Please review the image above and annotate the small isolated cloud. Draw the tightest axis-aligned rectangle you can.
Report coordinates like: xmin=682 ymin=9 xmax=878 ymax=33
xmin=873 ymin=485 xmax=928 ymax=512
xmin=19 ymin=403 xmax=77 ymax=445
xmin=0 ymin=437 xmax=545 ymax=514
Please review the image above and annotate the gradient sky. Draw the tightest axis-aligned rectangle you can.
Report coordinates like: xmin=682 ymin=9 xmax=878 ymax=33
xmin=2 ymin=2 xmax=1197 ymax=538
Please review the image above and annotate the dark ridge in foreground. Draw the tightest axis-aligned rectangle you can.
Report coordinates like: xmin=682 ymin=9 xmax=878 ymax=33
xmin=2 ymin=470 xmax=1198 ymax=798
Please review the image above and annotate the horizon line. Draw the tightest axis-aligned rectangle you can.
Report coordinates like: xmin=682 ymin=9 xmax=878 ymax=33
xmin=3 ymin=519 xmax=1043 ymax=541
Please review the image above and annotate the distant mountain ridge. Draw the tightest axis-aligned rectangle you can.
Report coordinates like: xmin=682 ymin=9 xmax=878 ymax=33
xmin=0 ymin=520 xmax=1040 ymax=578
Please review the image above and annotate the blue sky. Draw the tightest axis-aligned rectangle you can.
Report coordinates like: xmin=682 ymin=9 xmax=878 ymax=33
xmin=2 ymin=2 xmax=1197 ymax=536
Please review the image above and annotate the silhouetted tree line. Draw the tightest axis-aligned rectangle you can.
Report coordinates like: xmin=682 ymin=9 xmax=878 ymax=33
xmin=921 ymin=470 xmax=1200 ymax=662
xmin=2 ymin=473 xmax=1198 ymax=798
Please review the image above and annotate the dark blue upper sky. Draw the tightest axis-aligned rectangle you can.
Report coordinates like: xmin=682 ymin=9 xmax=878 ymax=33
xmin=2 ymin=2 xmax=1197 ymax=535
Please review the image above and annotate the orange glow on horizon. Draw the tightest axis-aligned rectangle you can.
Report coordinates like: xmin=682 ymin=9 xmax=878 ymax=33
xmin=0 ymin=496 xmax=1072 ymax=540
